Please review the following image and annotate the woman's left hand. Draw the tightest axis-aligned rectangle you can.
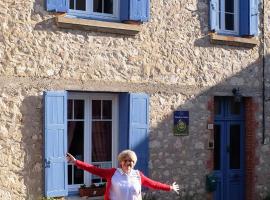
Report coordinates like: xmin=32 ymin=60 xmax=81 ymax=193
xmin=66 ymin=153 xmax=76 ymax=164
xmin=171 ymin=182 xmax=180 ymax=194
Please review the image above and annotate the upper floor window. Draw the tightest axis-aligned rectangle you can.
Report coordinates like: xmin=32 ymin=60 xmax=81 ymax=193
xmin=210 ymin=0 xmax=259 ymax=36
xmin=217 ymin=0 xmax=239 ymax=35
xmin=68 ymin=0 xmax=119 ymax=21
xmin=46 ymin=0 xmax=150 ymax=23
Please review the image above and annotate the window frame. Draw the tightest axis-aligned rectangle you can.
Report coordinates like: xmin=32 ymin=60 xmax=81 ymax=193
xmin=217 ymin=0 xmax=239 ymax=35
xmin=68 ymin=0 xmax=120 ymax=21
xmin=67 ymin=92 xmax=119 ymax=193
xmin=44 ymin=91 xmax=149 ymax=198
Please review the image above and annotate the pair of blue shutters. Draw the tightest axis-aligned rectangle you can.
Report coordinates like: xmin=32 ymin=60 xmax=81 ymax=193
xmin=46 ymin=0 xmax=150 ymax=22
xmin=210 ymin=0 xmax=258 ymax=36
xmin=44 ymin=91 xmax=149 ymax=197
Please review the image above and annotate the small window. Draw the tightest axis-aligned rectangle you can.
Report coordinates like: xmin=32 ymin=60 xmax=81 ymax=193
xmin=210 ymin=0 xmax=259 ymax=37
xmin=93 ymin=0 xmax=113 ymax=14
xmin=217 ymin=0 xmax=239 ymax=35
xmin=68 ymin=0 xmax=119 ymax=21
xmin=46 ymin=0 xmax=150 ymax=25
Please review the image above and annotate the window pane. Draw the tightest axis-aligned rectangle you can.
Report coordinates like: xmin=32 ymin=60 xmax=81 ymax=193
xmin=74 ymin=100 xmax=84 ymax=119
xmin=70 ymin=0 xmax=74 ymax=9
xmin=74 ymin=166 xmax=84 ymax=184
xmin=103 ymin=100 xmax=112 ymax=119
xmin=76 ymin=0 xmax=86 ymax=10
xmin=225 ymin=14 xmax=234 ymax=30
xmin=225 ymin=0 xmax=234 ymax=13
xmin=68 ymin=121 xmax=84 ymax=185
xmin=68 ymin=165 xmax=72 ymax=185
xmin=68 ymin=100 xmax=73 ymax=119
xmin=92 ymin=121 xmax=112 ymax=162
xmin=229 ymin=98 xmax=241 ymax=115
xmin=230 ymin=124 xmax=240 ymax=169
xmin=214 ymin=125 xmax=221 ymax=170
xmin=92 ymin=100 xmax=101 ymax=119
xmin=92 ymin=163 xmax=111 ymax=183
xmin=68 ymin=121 xmax=84 ymax=161
xmin=104 ymin=0 xmax=113 ymax=14
xmin=93 ymin=0 xmax=102 ymax=13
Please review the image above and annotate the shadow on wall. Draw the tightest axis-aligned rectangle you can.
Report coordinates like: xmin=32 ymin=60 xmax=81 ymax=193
xmin=145 ymin=54 xmax=269 ymax=200
xmin=17 ymin=49 xmax=270 ymax=200
xmin=20 ymin=94 xmax=44 ymax=200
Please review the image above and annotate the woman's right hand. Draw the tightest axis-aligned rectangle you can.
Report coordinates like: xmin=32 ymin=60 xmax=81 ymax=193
xmin=66 ymin=153 xmax=76 ymax=164
xmin=171 ymin=182 xmax=180 ymax=194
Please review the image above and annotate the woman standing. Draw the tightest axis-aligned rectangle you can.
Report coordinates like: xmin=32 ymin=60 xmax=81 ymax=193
xmin=66 ymin=150 xmax=179 ymax=200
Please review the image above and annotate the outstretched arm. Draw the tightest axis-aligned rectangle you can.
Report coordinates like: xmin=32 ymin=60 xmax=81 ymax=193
xmin=140 ymin=172 xmax=179 ymax=194
xmin=66 ymin=153 xmax=116 ymax=179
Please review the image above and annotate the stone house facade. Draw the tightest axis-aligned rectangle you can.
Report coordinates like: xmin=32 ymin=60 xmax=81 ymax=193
xmin=0 ymin=0 xmax=270 ymax=200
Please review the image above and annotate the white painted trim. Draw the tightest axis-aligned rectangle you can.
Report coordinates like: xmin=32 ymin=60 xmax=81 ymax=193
xmin=85 ymin=97 xmax=91 ymax=186
xmin=67 ymin=92 xmax=118 ymax=191
xmin=68 ymin=0 xmax=120 ymax=21
xmin=217 ymin=0 xmax=239 ymax=35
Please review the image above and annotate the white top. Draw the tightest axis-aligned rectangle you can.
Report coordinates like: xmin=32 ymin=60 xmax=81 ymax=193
xmin=110 ymin=168 xmax=142 ymax=200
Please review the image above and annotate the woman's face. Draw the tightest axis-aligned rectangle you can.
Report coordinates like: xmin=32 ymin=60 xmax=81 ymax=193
xmin=120 ymin=156 xmax=135 ymax=173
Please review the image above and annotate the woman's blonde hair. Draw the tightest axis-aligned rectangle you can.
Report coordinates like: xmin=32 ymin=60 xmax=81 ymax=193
xmin=118 ymin=149 xmax=137 ymax=165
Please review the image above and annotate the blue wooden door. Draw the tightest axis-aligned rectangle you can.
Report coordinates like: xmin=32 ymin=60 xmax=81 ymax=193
xmin=213 ymin=97 xmax=245 ymax=200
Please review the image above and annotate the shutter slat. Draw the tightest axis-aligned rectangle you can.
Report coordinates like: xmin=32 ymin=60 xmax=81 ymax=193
xmin=44 ymin=91 xmax=68 ymax=197
xmin=209 ymin=0 xmax=218 ymax=31
xmin=249 ymin=0 xmax=258 ymax=35
xmin=46 ymin=0 xmax=68 ymax=12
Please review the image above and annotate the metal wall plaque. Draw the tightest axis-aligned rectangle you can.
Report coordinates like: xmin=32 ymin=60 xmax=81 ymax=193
xmin=173 ymin=111 xmax=189 ymax=136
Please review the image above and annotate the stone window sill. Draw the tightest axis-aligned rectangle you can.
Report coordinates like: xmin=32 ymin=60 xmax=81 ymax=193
xmin=210 ymin=33 xmax=258 ymax=48
xmin=56 ymin=14 xmax=141 ymax=35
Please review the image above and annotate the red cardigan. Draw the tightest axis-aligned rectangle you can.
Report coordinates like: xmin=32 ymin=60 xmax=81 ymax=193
xmin=75 ymin=160 xmax=171 ymax=200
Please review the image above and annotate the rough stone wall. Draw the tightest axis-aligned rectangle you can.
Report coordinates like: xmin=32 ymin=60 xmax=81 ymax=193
xmin=256 ymin=0 xmax=270 ymax=199
xmin=0 ymin=0 xmax=269 ymax=199
xmin=149 ymin=93 xmax=210 ymax=199
xmin=0 ymin=0 xmax=260 ymax=86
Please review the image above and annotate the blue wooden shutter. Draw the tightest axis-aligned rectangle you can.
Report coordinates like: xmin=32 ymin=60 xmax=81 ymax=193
xmin=120 ymin=0 xmax=150 ymax=22
xmin=239 ymin=0 xmax=258 ymax=36
xmin=44 ymin=91 xmax=68 ymax=197
xmin=129 ymin=93 xmax=149 ymax=175
xmin=46 ymin=0 xmax=68 ymax=12
xmin=209 ymin=0 xmax=218 ymax=31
